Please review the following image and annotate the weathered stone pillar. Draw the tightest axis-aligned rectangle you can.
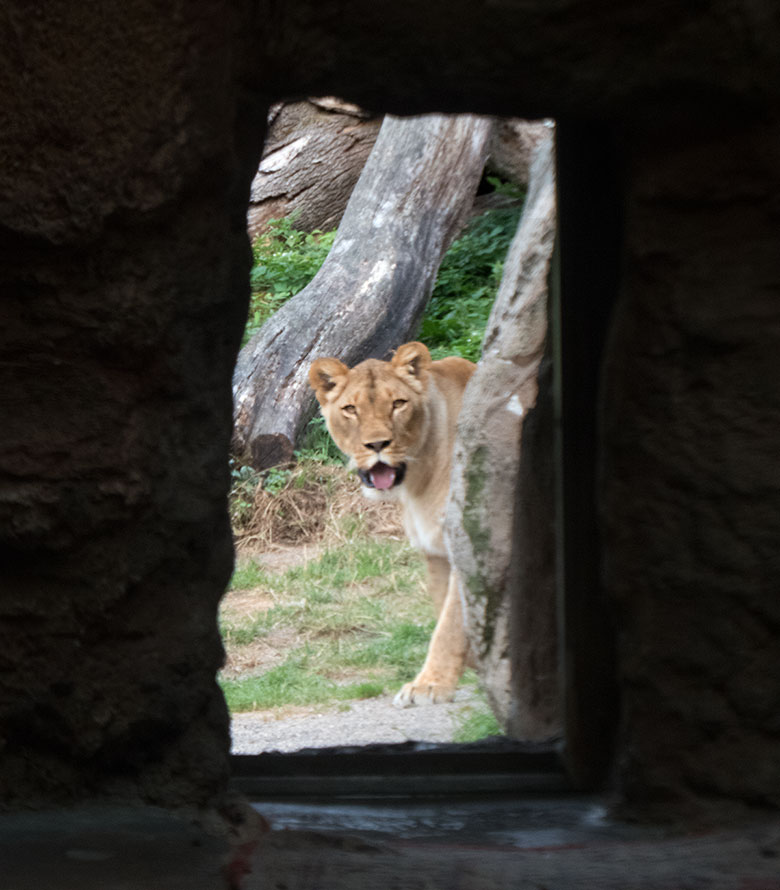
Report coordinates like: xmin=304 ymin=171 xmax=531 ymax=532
xmin=0 ymin=3 xmax=262 ymax=805
xmin=445 ymin=129 xmax=560 ymax=741
xmin=603 ymin=116 xmax=780 ymax=818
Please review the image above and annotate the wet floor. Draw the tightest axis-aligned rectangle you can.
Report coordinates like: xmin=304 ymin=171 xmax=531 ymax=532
xmin=251 ymin=794 xmax=647 ymax=848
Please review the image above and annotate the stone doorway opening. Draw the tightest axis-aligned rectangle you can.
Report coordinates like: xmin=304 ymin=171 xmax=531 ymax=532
xmin=224 ymin=118 xmax=621 ymax=797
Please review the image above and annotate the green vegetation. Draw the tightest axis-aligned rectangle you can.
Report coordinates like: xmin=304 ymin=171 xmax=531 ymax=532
xmin=294 ymin=414 xmax=345 ymax=464
xmin=228 ymin=558 xmax=271 ymax=594
xmin=243 ymin=216 xmax=336 ymax=346
xmin=223 ymin=193 xmax=520 ymax=737
xmin=451 ymin=671 xmax=505 ymax=742
xmin=228 ymin=460 xmax=264 ymax=530
xmin=221 ymin=660 xmax=385 ymax=713
xmin=221 ymin=525 xmax=502 ymax=743
xmin=244 ymin=194 xmax=523 ymax=360
xmin=219 ymin=535 xmax=434 ymax=713
xmin=420 ymin=203 xmax=523 ymax=361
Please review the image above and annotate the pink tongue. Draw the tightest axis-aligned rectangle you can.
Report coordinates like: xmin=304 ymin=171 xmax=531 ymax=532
xmin=370 ymin=464 xmax=397 ymax=490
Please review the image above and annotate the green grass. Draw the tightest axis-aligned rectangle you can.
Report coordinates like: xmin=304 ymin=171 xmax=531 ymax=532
xmin=229 ymin=559 xmax=272 ymax=592
xmin=453 ymin=708 xmax=504 ymax=743
xmin=451 ymin=671 xmax=505 ymax=742
xmin=226 ymin=200 xmax=522 ymax=732
xmin=221 ymin=658 xmax=386 ymax=712
xmin=220 ymin=533 xmax=505 ymax=746
xmin=221 ymin=531 xmax=503 ymax=744
xmin=229 ymin=536 xmax=423 ymax=598
xmin=220 ymin=535 xmax=434 ymax=712
xmin=338 ymin=621 xmax=433 ymax=674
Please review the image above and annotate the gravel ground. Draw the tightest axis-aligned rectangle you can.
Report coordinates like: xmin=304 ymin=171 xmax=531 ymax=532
xmin=230 ymin=687 xmax=481 ymax=753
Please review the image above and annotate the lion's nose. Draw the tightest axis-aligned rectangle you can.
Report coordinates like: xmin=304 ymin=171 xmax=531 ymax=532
xmin=365 ymin=440 xmax=391 ymax=453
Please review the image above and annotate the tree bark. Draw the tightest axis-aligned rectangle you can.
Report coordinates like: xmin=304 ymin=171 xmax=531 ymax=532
xmin=485 ymin=119 xmax=554 ymax=188
xmin=233 ymin=113 xmax=494 ymax=470
xmin=247 ymin=99 xmax=382 ymax=239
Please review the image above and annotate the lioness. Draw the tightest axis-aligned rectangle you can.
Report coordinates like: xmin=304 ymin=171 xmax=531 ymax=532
xmin=308 ymin=341 xmax=476 ymax=707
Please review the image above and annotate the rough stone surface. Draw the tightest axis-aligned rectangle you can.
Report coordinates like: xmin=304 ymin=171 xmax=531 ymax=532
xmin=3 ymin=803 xmax=780 ymax=890
xmin=602 ymin=116 xmax=780 ymax=819
xmin=0 ymin=1 xmax=262 ymax=805
xmin=1 ymin=0 xmax=779 ymax=822
xmin=260 ymin=3 xmax=780 ymax=121
xmin=445 ymin=131 xmax=559 ymax=741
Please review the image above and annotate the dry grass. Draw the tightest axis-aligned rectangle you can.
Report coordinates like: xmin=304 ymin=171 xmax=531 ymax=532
xmin=224 ymin=460 xmax=419 ymax=688
xmin=232 ymin=461 xmax=403 ymax=553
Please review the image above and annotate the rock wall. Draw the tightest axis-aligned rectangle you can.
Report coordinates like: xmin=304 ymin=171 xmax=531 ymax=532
xmin=1 ymin=0 xmax=779 ymax=818
xmin=603 ymin=116 xmax=780 ymax=818
xmin=0 ymin=1 xmax=264 ymax=805
xmin=445 ymin=132 xmax=559 ymax=741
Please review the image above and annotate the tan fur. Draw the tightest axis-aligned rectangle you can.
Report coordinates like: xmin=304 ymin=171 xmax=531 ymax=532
xmin=309 ymin=342 xmax=476 ymax=706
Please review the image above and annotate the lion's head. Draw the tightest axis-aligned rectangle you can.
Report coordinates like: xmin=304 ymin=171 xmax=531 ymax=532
xmin=308 ymin=342 xmax=432 ymax=494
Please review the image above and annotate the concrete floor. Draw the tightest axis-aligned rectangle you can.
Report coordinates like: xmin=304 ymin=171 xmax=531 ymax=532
xmin=0 ymin=804 xmax=229 ymax=890
xmin=1 ymin=797 xmax=779 ymax=890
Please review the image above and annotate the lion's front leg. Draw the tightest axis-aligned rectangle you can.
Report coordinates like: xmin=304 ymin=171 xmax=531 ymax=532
xmin=394 ymin=568 xmax=468 ymax=707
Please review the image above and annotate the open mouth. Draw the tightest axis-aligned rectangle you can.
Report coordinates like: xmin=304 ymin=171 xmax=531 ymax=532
xmin=358 ymin=461 xmax=406 ymax=491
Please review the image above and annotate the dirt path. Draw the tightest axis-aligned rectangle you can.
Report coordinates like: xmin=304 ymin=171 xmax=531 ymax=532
xmin=230 ymin=687 xmax=482 ymax=754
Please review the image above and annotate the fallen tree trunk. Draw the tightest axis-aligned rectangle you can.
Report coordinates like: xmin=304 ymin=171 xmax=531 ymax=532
xmin=247 ymin=99 xmax=382 ymax=239
xmin=233 ymin=113 xmax=494 ymax=469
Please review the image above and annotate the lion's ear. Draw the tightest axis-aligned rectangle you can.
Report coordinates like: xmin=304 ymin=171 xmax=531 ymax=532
xmin=309 ymin=357 xmax=349 ymax=404
xmin=391 ymin=342 xmax=431 ymax=391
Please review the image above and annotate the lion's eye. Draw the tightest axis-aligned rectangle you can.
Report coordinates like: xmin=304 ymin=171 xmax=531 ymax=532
xmin=342 ymin=405 xmax=357 ymax=416
xmin=392 ymin=399 xmax=407 ymax=410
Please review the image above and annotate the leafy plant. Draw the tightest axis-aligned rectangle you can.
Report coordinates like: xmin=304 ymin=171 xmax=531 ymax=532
xmin=243 ymin=216 xmax=336 ymax=346
xmin=263 ymin=465 xmax=293 ymax=495
xmin=227 ymin=459 xmax=299 ymax=528
xmin=485 ymin=174 xmax=525 ymax=201
xmin=295 ymin=414 xmax=344 ymax=465
xmin=241 ymin=196 xmax=524 ymax=361
xmin=228 ymin=460 xmax=263 ymax=528
xmin=420 ymin=204 xmax=523 ymax=362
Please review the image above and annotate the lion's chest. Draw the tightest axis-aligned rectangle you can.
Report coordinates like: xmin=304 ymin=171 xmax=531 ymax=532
xmin=401 ymin=499 xmax=446 ymax=558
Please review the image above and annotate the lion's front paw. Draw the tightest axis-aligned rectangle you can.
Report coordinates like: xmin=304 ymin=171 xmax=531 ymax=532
xmin=393 ymin=680 xmax=457 ymax=708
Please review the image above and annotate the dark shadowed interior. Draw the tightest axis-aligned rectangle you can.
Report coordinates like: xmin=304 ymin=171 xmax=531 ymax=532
xmin=1 ymin=4 xmax=779 ymax=883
